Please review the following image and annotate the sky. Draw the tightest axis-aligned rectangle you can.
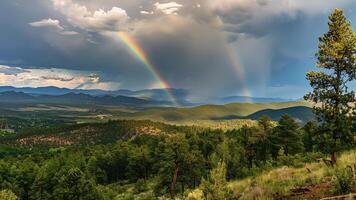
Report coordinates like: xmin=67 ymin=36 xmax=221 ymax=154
xmin=0 ymin=0 xmax=355 ymax=101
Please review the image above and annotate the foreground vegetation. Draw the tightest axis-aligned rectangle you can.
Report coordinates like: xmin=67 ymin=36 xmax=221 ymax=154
xmin=227 ymin=150 xmax=356 ymax=199
xmin=0 ymin=114 xmax=354 ymax=200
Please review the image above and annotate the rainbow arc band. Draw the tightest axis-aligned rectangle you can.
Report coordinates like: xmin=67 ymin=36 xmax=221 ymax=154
xmin=116 ymin=32 xmax=179 ymax=106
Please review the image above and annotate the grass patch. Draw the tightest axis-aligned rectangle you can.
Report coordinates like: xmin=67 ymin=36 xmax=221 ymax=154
xmin=229 ymin=150 xmax=356 ymax=199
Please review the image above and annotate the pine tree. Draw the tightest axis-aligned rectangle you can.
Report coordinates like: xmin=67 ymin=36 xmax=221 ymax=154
xmin=53 ymin=168 xmax=103 ymax=200
xmin=256 ymin=115 xmax=274 ymax=161
xmin=271 ymin=115 xmax=303 ymax=156
xmin=302 ymin=121 xmax=317 ymax=152
xmin=305 ymin=8 xmax=356 ymax=165
xmin=155 ymin=134 xmax=202 ymax=198
xmin=200 ymin=161 xmax=233 ymax=200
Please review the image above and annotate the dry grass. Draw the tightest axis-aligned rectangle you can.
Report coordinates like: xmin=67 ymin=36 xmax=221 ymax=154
xmin=230 ymin=150 xmax=356 ymax=198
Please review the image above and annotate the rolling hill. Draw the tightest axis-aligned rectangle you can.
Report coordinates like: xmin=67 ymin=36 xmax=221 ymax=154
xmin=0 ymin=120 xmax=190 ymax=147
xmin=126 ymin=101 xmax=314 ymax=123
xmin=210 ymin=106 xmax=314 ymax=123
xmin=0 ymin=90 xmax=314 ymax=124
xmin=244 ymin=106 xmax=314 ymax=123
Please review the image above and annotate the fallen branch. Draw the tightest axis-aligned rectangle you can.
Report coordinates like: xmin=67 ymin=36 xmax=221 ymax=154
xmin=317 ymin=158 xmax=334 ymax=167
xmin=306 ymin=167 xmax=312 ymax=173
xmin=320 ymin=193 xmax=356 ymax=200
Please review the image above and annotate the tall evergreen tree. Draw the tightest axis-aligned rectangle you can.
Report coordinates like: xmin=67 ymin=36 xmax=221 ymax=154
xmin=256 ymin=115 xmax=274 ymax=161
xmin=155 ymin=134 xmax=202 ymax=198
xmin=305 ymin=9 xmax=356 ymax=165
xmin=302 ymin=121 xmax=317 ymax=152
xmin=53 ymin=168 xmax=102 ymax=200
xmin=200 ymin=161 xmax=233 ymax=200
xmin=127 ymin=145 xmax=153 ymax=181
xmin=271 ymin=115 xmax=303 ymax=156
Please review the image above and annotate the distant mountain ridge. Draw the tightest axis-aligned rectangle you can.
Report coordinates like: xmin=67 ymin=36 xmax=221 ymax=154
xmin=0 ymin=86 xmax=191 ymax=105
xmin=0 ymin=86 xmax=296 ymax=105
xmin=0 ymin=91 xmax=171 ymax=107
xmin=0 ymin=90 xmax=314 ymax=124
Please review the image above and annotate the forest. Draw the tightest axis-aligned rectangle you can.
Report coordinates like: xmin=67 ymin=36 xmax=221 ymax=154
xmin=0 ymin=114 xmax=354 ymax=200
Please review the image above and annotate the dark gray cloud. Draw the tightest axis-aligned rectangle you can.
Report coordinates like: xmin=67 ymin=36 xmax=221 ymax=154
xmin=0 ymin=0 xmax=355 ymax=100
xmin=208 ymin=0 xmax=356 ymax=97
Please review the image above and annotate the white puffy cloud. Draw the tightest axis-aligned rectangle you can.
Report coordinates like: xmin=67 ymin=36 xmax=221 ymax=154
xmin=0 ymin=65 xmax=119 ymax=90
xmin=88 ymin=74 xmax=100 ymax=83
xmin=140 ymin=10 xmax=154 ymax=15
xmin=29 ymin=18 xmax=64 ymax=30
xmin=60 ymin=31 xmax=79 ymax=35
xmin=29 ymin=18 xmax=79 ymax=36
xmin=154 ymin=2 xmax=183 ymax=15
xmin=41 ymin=75 xmax=74 ymax=82
xmin=52 ymin=0 xmax=129 ymax=32
xmin=0 ymin=65 xmax=29 ymax=76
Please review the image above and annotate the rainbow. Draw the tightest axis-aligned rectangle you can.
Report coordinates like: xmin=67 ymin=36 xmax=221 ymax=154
xmin=226 ymin=44 xmax=252 ymax=101
xmin=115 ymin=32 xmax=179 ymax=106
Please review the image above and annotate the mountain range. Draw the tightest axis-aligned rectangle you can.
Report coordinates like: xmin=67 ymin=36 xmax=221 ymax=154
xmin=0 ymin=88 xmax=314 ymax=124
xmin=0 ymin=86 xmax=295 ymax=105
xmin=0 ymin=91 xmax=171 ymax=107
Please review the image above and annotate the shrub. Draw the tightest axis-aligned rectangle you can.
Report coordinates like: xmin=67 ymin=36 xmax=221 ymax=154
xmin=186 ymin=189 xmax=204 ymax=200
xmin=200 ymin=161 xmax=237 ymax=200
xmin=332 ymin=167 xmax=355 ymax=195
xmin=0 ymin=189 xmax=18 ymax=200
xmin=134 ymin=179 xmax=148 ymax=194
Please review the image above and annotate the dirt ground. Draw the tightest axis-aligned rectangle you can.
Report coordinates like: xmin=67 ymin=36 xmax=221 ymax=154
xmin=279 ymin=177 xmax=334 ymax=200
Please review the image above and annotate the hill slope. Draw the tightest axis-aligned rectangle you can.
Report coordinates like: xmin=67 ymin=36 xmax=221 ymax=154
xmin=225 ymin=150 xmax=356 ymax=199
xmin=211 ymin=106 xmax=314 ymax=124
xmin=127 ymin=101 xmax=313 ymax=122
xmin=0 ymin=120 xmax=190 ymax=147
xmin=246 ymin=106 xmax=314 ymax=123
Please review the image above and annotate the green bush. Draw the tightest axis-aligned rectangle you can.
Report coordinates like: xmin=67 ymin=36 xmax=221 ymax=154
xmin=332 ymin=167 xmax=355 ymax=195
xmin=115 ymin=193 xmax=135 ymax=200
xmin=200 ymin=161 xmax=237 ymax=200
xmin=134 ymin=179 xmax=148 ymax=194
xmin=0 ymin=189 xmax=18 ymax=200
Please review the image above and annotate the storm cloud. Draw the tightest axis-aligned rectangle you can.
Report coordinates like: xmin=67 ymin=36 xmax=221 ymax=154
xmin=0 ymin=0 xmax=355 ymax=100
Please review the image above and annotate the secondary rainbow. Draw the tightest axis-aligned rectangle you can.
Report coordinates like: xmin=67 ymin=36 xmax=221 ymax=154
xmin=115 ymin=32 xmax=179 ymax=106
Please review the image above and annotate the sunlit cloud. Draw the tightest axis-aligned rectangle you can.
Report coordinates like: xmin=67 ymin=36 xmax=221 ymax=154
xmin=154 ymin=2 xmax=183 ymax=15
xmin=0 ymin=65 xmax=120 ymax=90
xmin=52 ymin=0 xmax=129 ymax=32
xmin=29 ymin=18 xmax=64 ymax=30
xmin=29 ymin=18 xmax=79 ymax=36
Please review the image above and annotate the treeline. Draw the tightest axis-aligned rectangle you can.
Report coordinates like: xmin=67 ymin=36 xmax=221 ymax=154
xmin=1 ymin=115 xmax=354 ymax=199
xmin=0 ymin=117 xmax=68 ymax=132
xmin=0 ymin=120 xmax=202 ymax=147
